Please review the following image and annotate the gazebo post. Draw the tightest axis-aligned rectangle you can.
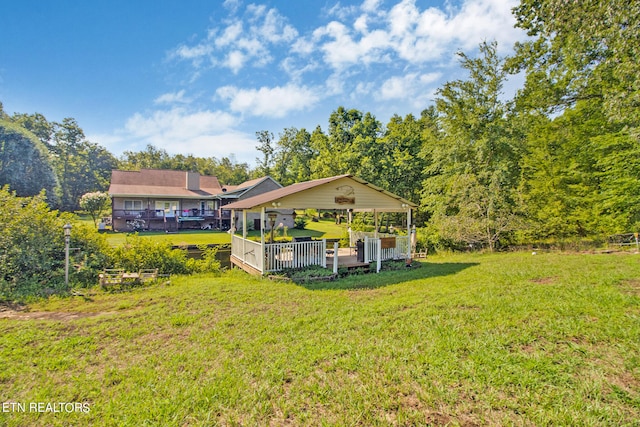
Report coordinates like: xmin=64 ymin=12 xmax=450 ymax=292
xmin=406 ymin=206 xmax=412 ymax=261
xmin=374 ymin=209 xmax=378 ymax=238
xmin=242 ymin=210 xmax=247 ymax=239
xmin=230 ymin=209 xmax=235 ymax=233
xmin=260 ymin=207 xmax=266 ymax=247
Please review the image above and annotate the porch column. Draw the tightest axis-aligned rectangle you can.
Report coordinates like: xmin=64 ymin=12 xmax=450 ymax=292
xmin=406 ymin=206 xmax=412 ymax=259
xmin=242 ymin=210 xmax=247 ymax=239
xmin=374 ymin=209 xmax=378 ymax=238
xmin=260 ymin=207 xmax=266 ymax=247
xmin=230 ymin=209 xmax=236 ymax=234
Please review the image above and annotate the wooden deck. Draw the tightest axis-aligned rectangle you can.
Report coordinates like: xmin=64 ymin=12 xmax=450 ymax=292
xmin=325 ymin=247 xmax=370 ymax=270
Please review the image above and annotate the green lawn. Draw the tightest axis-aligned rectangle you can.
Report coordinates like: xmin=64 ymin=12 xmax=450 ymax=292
xmin=1 ymin=252 xmax=639 ymax=426
xmin=102 ymin=218 xmax=346 ymax=247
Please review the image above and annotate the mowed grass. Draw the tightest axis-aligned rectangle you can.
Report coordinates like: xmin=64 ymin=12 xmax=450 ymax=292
xmin=104 ymin=229 xmax=233 ymax=246
xmin=1 ymin=252 xmax=639 ymax=426
xmin=102 ymin=218 xmax=346 ymax=247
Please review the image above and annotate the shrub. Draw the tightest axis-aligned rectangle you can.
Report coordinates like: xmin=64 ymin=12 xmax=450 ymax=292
xmin=0 ymin=187 xmax=110 ymax=301
xmin=70 ymin=223 xmax=111 ymax=284
xmin=109 ymin=234 xmax=190 ymax=275
xmin=188 ymin=245 xmax=222 ymax=274
xmin=294 ymin=216 xmax=308 ymax=230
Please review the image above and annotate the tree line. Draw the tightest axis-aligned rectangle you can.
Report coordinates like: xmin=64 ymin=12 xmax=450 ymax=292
xmin=0 ymin=105 xmax=254 ymax=211
xmin=1 ymin=0 xmax=638 ymax=249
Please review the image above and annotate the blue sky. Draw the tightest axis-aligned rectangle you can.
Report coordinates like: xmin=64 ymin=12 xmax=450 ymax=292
xmin=0 ymin=0 xmax=525 ymax=165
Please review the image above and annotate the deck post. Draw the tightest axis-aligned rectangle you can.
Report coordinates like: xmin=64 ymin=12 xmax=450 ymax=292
xmin=364 ymin=236 xmax=369 ymax=262
xmin=242 ymin=210 xmax=247 ymax=267
xmin=322 ymin=239 xmax=327 ymax=268
xmin=260 ymin=207 xmax=265 ymax=247
xmin=406 ymin=207 xmax=412 ymax=259
xmin=230 ymin=209 xmax=235 ymax=233
xmin=376 ymin=238 xmax=382 ymax=273
xmin=374 ymin=209 xmax=378 ymax=238
xmin=333 ymin=242 xmax=339 ymax=274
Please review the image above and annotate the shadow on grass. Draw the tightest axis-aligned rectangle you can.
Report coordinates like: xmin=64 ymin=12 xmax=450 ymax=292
xmin=298 ymin=261 xmax=480 ymax=291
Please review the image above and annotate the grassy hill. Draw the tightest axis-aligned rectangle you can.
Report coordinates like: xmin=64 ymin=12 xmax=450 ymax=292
xmin=1 ymin=252 xmax=639 ymax=426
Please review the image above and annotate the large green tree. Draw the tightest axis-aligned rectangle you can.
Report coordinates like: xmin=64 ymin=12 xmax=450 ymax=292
xmin=423 ymin=42 xmax=522 ymax=250
xmin=0 ymin=119 xmax=59 ymax=203
xmin=254 ymin=130 xmax=275 ymax=178
xmin=377 ymin=112 xmax=430 ymax=204
xmin=310 ymin=107 xmax=383 ymax=181
xmin=51 ymin=118 xmax=117 ymax=211
xmin=272 ymin=127 xmax=314 ymax=186
xmin=511 ymin=0 xmax=640 ymax=128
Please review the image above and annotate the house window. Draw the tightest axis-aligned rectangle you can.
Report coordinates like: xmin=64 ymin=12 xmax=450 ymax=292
xmin=202 ymin=200 xmax=215 ymax=212
xmin=156 ymin=201 xmax=177 ymax=217
xmin=124 ymin=200 xmax=143 ymax=211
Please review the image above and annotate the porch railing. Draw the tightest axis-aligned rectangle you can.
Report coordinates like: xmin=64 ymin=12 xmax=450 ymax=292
xmin=231 ymin=236 xmax=327 ymax=273
xmin=265 ymin=240 xmax=326 ymax=272
xmin=364 ymin=236 xmax=410 ymax=262
xmin=112 ymin=209 xmax=230 ymax=220
xmin=231 ymin=235 xmax=264 ymax=273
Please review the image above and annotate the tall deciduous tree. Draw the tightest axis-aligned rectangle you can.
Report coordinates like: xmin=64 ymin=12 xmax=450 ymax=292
xmin=272 ymin=127 xmax=314 ymax=186
xmin=310 ymin=107 xmax=382 ymax=180
xmin=378 ymin=113 xmax=429 ymax=204
xmin=511 ymin=0 xmax=640 ymax=128
xmin=50 ymin=118 xmax=117 ymax=211
xmin=254 ymin=130 xmax=275 ymax=178
xmin=423 ymin=41 xmax=521 ymax=250
xmin=0 ymin=119 xmax=59 ymax=203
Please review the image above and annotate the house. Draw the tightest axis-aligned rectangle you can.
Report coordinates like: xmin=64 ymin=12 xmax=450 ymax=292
xmin=223 ymin=174 xmax=417 ymax=275
xmin=107 ymin=169 xmax=289 ymax=232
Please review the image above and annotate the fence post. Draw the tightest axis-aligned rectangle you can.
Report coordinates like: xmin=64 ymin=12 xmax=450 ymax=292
xmin=333 ymin=242 xmax=339 ymax=275
xmin=322 ymin=239 xmax=327 ymax=268
xmin=377 ymin=238 xmax=382 ymax=273
xmin=364 ymin=236 xmax=369 ymax=263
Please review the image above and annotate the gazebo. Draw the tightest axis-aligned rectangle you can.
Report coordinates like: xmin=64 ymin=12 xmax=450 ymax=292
xmin=223 ymin=174 xmax=417 ymax=275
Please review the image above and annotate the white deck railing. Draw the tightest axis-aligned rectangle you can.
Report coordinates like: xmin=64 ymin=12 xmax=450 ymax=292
xmin=264 ymin=240 xmax=326 ymax=272
xmin=231 ymin=235 xmax=264 ymax=272
xmin=350 ymin=230 xmax=396 ymax=247
xmin=364 ymin=236 xmax=410 ymax=262
xmin=232 ymin=235 xmax=409 ymax=275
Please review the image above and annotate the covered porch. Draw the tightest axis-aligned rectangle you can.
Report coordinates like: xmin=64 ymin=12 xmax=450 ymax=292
xmin=224 ymin=175 xmax=417 ymax=275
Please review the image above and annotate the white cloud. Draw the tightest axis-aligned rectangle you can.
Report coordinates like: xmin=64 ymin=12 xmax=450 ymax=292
xmin=303 ymin=0 xmax=522 ymax=72
xmin=119 ymin=107 xmax=256 ymax=160
xmin=225 ymin=50 xmax=247 ymax=74
xmin=377 ymin=72 xmax=441 ymax=109
xmin=154 ymin=90 xmax=190 ymax=105
xmin=216 ymin=83 xmax=320 ymax=118
xmin=170 ymin=5 xmax=297 ymax=74
xmin=214 ymin=21 xmax=243 ymax=48
xmin=361 ymin=0 xmax=383 ymax=13
xmin=223 ymin=0 xmax=241 ymax=13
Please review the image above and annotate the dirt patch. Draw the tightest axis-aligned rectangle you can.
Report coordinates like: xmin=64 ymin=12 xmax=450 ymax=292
xmin=619 ymin=279 xmax=640 ymax=296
